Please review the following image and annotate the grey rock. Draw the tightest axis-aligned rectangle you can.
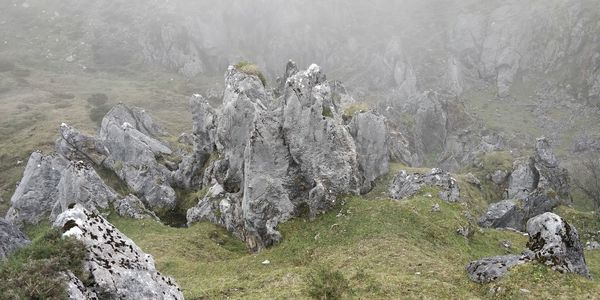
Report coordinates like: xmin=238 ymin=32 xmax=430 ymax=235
xmin=479 ymin=190 xmax=560 ymax=231
xmin=187 ymin=184 xmax=244 ymax=240
xmin=466 ymin=255 xmax=527 ymax=284
xmin=348 ymin=111 xmax=389 ymax=193
xmin=431 ymin=203 xmax=441 ymax=213
xmin=0 ymin=218 xmax=30 ymax=259
xmin=65 ymin=271 xmax=98 ymax=299
xmin=56 ymin=123 xmax=107 ymax=165
xmin=5 ymin=152 xmax=68 ymax=226
xmin=114 ymin=194 xmax=158 ymax=220
xmin=491 ymin=170 xmax=508 ymax=185
xmin=100 ymin=114 xmax=176 ymax=212
xmin=464 ymin=173 xmax=481 ymax=187
xmin=508 ymin=137 xmax=570 ymax=201
xmin=586 ymin=241 xmax=600 ymax=250
xmin=99 ymin=103 xmax=167 ymax=139
xmin=526 ymin=212 xmax=590 ymax=278
xmin=389 ymin=168 xmax=460 ymax=202
xmin=54 ymin=205 xmax=184 ymax=299
xmin=177 ymin=132 xmax=194 ymax=146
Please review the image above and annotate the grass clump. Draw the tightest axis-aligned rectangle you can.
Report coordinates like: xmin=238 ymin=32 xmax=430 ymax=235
xmin=322 ymin=106 xmax=334 ymax=118
xmin=342 ymin=102 xmax=369 ymax=118
xmin=306 ymin=266 xmax=351 ymax=299
xmin=235 ymin=61 xmax=267 ymax=87
xmin=0 ymin=227 xmax=87 ymax=299
xmin=87 ymin=93 xmax=111 ymax=126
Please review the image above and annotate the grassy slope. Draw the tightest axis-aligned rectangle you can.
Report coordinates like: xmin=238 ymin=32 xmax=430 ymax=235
xmin=108 ymin=165 xmax=600 ymax=299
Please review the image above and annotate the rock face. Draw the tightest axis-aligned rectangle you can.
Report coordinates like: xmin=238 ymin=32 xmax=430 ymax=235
xmin=468 ymin=212 xmax=589 ymax=283
xmin=348 ymin=111 xmax=390 ymax=193
xmin=99 ymin=110 xmax=176 ymax=212
xmin=188 ymin=63 xmax=384 ymax=251
xmin=389 ymin=169 xmax=460 ymax=202
xmin=6 ymin=149 xmax=155 ymax=227
xmin=478 ymin=190 xmax=561 ymax=231
xmin=0 ymin=218 xmax=30 ymax=259
xmin=54 ymin=205 xmax=184 ymax=299
xmin=5 ymin=152 xmax=68 ymax=226
xmin=56 ymin=123 xmax=107 ymax=165
xmin=99 ymin=103 xmax=167 ymax=139
xmin=508 ymin=137 xmax=570 ymax=200
xmin=526 ymin=212 xmax=590 ymax=278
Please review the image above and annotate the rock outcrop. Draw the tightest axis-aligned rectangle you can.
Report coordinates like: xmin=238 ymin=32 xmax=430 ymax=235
xmin=389 ymin=169 xmax=460 ymax=202
xmin=187 ymin=63 xmax=386 ymax=251
xmin=6 ymin=150 xmax=155 ymax=227
xmin=508 ymin=137 xmax=570 ymax=200
xmin=468 ymin=212 xmax=589 ymax=283
xmin=0 ymin=218 xmax=30 ymax=259
xmin=478 ymin=190 xmax=560 ymax=231
xmin=54 ymin=205 xmax=184 ymax=299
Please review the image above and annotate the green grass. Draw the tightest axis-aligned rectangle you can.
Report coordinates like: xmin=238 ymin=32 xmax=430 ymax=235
xmin=234 ymin=61 xmax=267 ymax=87
xmin=0 ymin=224 xmax=87 ymax=299
xmin=342 ymin=102 xmax=369 ymax=118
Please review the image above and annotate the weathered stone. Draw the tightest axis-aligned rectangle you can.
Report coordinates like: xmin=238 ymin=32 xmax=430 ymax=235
xmin=389 ymin=169 xmax=460 ymax=202
xmin=56 ymin=123 xmax=107 ymax=165
xmin=466 ymin=255 xmax=527 ymax=284
xmin=114 ymin=194 xmax=158 ymax=220
xmin=54 ymin=205 xmax=184 ymax=299
xmin=348 ymin=111 xmax=389 ymax=193
xmin=0 ymin=218 xmax=30 ymax=259
xmin=5 ymin=152 xmax=68 ymax=226
xmin=526 ymin=212 xmax=590 ymax=278
xmin=99 ymin=103 xmax=167 ymax=139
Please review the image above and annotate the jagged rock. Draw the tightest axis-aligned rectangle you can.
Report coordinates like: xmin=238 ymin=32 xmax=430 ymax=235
xmin=389 ymin=169 xmax=460 ymax=202
xmin=100 ymin=114 xmax=176 ymax=212
xmin=281 ymin=64 xmax=360 ymax=212
xmin=386 ymin=123 xmax=418 ymax=166
xmin=479 ymin=190 xmax=560 ymax=231
xmin=526 ymin=212 xmax=590 ymax=278
xmin=508 ymin=137 xmax=570 ymax=201
xmin=464 ymin=173 xmax=481 ymax=187
xmin=491 ymin=170 xmax=508 ymax=185
xmin=348 ymin=111 xmax=389 ymax=193
xmin=54 ymin=205 xmax=184 ymax=299
xmin=276 ymin=60 xmax=299 ymax=96
xmin=242 ymin=109 xmax=295 ymax=250
xmin=99 ymin=103 xmax=167 ymax=139
xmin=114 ymin=194 xmax=158 ymax=220
xmin=5 ymin=152 xmax=68 ymax=226
xmin=56 ymin=123 xmax=107 ymax=165
xmin=173 ymin=94 xmax=218 ymax=189
xmin=65 ymin=271 xmax=97 ymax=299
xmin=0 ymin=218 xmax=30 ymax=259
xmin=466 ymin=255 xmax=528 ymax=284
xmin=50 ymin=161 xmax=119 ymax=220
xmin=187 ymin=184 xmax=244 ymax=239
xmin=213 ymin=66 xmax=267 ymax=192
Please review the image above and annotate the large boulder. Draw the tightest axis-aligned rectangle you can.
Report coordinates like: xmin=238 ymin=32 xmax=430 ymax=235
xmin=99 ymin=103 xmax=167 ymax=139
xmin=348 ymin=111 xmax=390 ymax=193
xmin=54 ymin=205 xmax=184 ymax=299
xmin=389 ymin=169 xmax=460 ymax=202
xmin=478 ymin=190 xmax=561 ymax=231
xmin=0 ymin=218 xmax=30 ymax=260
xmin=55 ymin=123 xmax=107 ymax=165
xmin=526 ymin=212 xmax=590 ymax=278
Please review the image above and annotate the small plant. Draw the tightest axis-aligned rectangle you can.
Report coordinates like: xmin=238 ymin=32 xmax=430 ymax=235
xmin=306 ymin=266 xmax=351 ymax=300
xmin=322 ymin=106 xmax=334 ymax=118
xmin=342 ymin=102 xmax=369 ymax=118
xmin=0 ymin=227 xmax=87 ymax=299
xmin=235 ymin=61 xmax=267 ymax=87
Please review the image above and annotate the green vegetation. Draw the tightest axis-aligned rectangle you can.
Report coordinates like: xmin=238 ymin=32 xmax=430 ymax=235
xmin=0 ymin=225 xmax=87 ymax=299
xmin=306 ymin=266 xmax=351 ymax=299
xmin=235 ymin=61 xmax=267 ymax=87
xmin=156 ymin=187 xmax=209 ymax=227
xmin=342 ymin=102 xmax=369 ymax=118
xmin=322 ymin=106 xmax=333 ymax=118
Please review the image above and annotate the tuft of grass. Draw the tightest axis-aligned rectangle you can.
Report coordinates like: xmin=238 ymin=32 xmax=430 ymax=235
xmin=306 ymin=266 xmax=351 ymax=300
xmin=342 ymin=102 xmax=369 ymax=118
xmin=322 ymin=106 xmax=333 ymax=118
xmin=0 ymin=226 xmax=87 ymax=299
xmin=235 ymin=61 xmax=267 ymax=87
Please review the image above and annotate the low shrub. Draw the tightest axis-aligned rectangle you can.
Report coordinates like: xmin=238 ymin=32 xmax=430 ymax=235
xmin=235 ymin=61 xmax=267 ymax=87
xmin=306 ymin=267 xmax=351 ymax=300
xmin=0 ymin=227 xmax=87 ymax=299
